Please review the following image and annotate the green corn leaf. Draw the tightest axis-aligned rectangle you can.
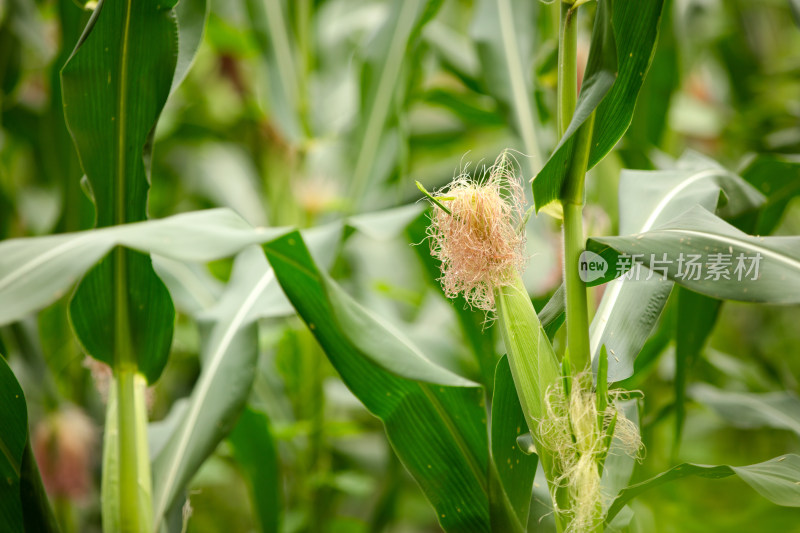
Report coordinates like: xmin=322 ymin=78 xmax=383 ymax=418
xmin=606 ymin=454 xmax=800 ymax=523
xmin=61 ymin=0 xmax=179 ymax=383
xmin=0 ymin=209 xmax=288 ymax=326
xmin=589 ymin=157 xmax=764 ymax=382
xmin=587 ymin=205 xmax=800 ymax=304
xmin=490 ymin=355 xmax=538 ymax=533
xmin=0 ymin=356 xmax=60 ymax=533
xmin=533 ymin=0 xmax=666 ymax=211
xmin=150 ymin=245 xmax=263 ymax=530
xmin=690 ymin=384 xmax=800 ymax=439
xmin=264 ymin=231 xmax=492 ymax=532
xmin=532 ymin=0 xmax=617 ymax=211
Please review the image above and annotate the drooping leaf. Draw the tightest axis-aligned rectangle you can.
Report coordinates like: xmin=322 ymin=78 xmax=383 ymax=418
xmin=533 ymin=0 xmax=666 ymax=211
xmin=690 ymin=384 xmax=800 ymax=438
xmin=264 ymin=231 xmax=491 ymax=532
xmin=589 ymin=159 xmax=765 ymax=382
xmin=607 ymin=454 xmax=800 ymax=523
xmin=0 ymin=208 xmax=288 ymax=327
xmin=0 ymin=356 xmax=60 ymax=533
xmin=490 ymin=355 xmax=537 ymax=532
xmin=61 ymin=0 xmax=179 ymax=382
xmin=587 ymin=206 xmax=800 ymax=304
xmin=229 ymin=407 xmax=282 ymax=533
xmin=532 ymin=0 xmax=618 ymax=210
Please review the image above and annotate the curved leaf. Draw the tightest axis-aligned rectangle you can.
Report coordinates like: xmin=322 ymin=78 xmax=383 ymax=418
xmin=150 ymin=246 xmax=264 ymax=529
xmin=61 ymin=0 xmax=179 ymax=382
xmin=0 ymin=208 xmax=288 ymax=326
xmin=587 ymin=206 xmax=800 ymax=304
xmin=691 ymin=384 xmax=800 ymax=438
xmin=150 ymin=224 xmax=343 ymax=530
xmin=589 ymin=160 xmax=765 ymax=382
xmin=607 ymin=454 xmax=800 ymax=523
xmin=532 ymin=0 xmax=617 ymax=210
xmin=534 ymin=0 xmax=667 ymax=211
xmin=264 ymin=231 xmax=491 ymax=532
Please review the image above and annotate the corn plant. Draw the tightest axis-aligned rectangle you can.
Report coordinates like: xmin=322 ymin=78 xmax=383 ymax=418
xmin=1 ymin=0 xmax=800 ymax=532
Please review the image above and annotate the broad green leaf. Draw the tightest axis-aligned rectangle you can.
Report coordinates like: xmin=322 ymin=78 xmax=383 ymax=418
xmin=0 ymin=356 xmax=59 ymax=533
xmin=589 ymin=160 xmax=765 ymax=382
xmin=349 ymin=0 xmax=443 ymax=204
xmin=0 ymin=208 xmax=288 ymax=326
xmin=229 ymin=407 xmax=282 ymax=533
xmin=470 ymin=0 xmax=543 ymax=169
xmin=587 ymin=205 xmax=800 ymax=304
xmin=587 ymin=0 xmax=664 ymax=167
xmin=690 ymin=384 xmax=800 ymax=438
xmin=264 ymin=231 xmax=491 ymax=532
xmin=532 ymin=0 xmax=617 ymax=210
xmin=171 ymin=0 xmax=208 ymax=94
xmin=490 ymin=355 xmax=537 ymax=533
xmin=533 ymin=0 xmax=666 ymax=211
xmin=61 ymin=0 xmax=179 ymax=382
xmin=607 ymin=454 xmax=800 ymax=523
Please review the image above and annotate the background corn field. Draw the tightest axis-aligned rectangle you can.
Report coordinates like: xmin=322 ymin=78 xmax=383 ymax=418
xmin=1 ymin=0 xmax=800 ymax=532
